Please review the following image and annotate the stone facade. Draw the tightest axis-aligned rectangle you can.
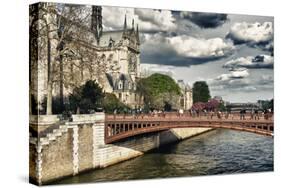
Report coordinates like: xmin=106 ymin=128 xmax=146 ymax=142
xmin=41 ymin=129 xmax=74 ymax=182
xmin=177 ymin=80 xmax=193 ymax=110
xmin=78 ymin=125 xmax=93 ymax=172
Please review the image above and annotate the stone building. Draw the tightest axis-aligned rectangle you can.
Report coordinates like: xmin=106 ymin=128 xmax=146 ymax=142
xmin=177 ymin=80 xmax=193 ymax=110
xmin=89 ymin=8 xmax=142 ymax=108
xmin=30 ymin=3 xmax=142 ymax=110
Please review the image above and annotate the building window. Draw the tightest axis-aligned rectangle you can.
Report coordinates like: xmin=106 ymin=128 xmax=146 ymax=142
xmin=180 ymin=98 xmax=184 ymax=107
xmin=119 ymin=83 xmax=122 ymax=89
xmin=119 ymin=93 xmax=122 ymax=99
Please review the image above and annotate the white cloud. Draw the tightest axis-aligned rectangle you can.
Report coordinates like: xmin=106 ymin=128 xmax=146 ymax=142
xmin=227 ymin=22 xmax=273 ymax=44
xmin=216 ymin=69 xmax=249 ymax=81
xmin=208 ymin=68 xmax=273 ymax=95
xmin=168 ymin=36 xmax=235 ymax=58
xmin=134 ymin=9 xmax=176 ymax=31
xmin=223 ymin=55 xmax=273 ymax=69
xmin=140 ymin=63 xmax=175 ymax=77
xmin=102 ymin=7 xmax=176 ymax=31
xmin=140 ymin=33 xmax=236 ymax=67
xmin=102 ymin=7 xmax=135 ymax=30
xmin=141 ymin=33 xmax=175 ymax=57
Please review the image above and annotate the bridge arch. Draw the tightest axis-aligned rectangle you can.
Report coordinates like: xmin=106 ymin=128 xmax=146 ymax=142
xmin=104 ymin=118 xmax=273 ymax=144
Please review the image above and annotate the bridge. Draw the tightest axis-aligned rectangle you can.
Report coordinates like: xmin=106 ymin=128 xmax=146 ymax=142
xmin=105 ymin=113 xmax=274 ymax=144
xmin=30 ymin=112 xmax=274 ymax=184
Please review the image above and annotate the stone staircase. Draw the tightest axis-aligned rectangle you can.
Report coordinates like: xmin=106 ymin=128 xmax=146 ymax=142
xmin=30 ymin=123 xmax=69 ymax=147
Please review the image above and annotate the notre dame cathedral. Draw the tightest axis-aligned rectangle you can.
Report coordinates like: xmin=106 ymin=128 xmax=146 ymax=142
xmin=88 ymin=6 xmax=141 ymax=108
xmin=30 ymin=4 xmax=142 ymax=110
xmin=30 ymin=3 xmax=193 ymax=113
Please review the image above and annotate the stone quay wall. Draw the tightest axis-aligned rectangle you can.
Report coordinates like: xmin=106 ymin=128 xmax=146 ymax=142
xmin=29 ymin=113 xmax=212 ymax=185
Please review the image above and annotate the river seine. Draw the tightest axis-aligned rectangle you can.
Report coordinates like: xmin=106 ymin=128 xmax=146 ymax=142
xmin=53 ymin=129 xmax=273 ymax=185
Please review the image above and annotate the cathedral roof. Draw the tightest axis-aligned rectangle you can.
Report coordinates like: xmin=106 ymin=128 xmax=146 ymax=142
xmin=98 ymin=30 xmax=123 ymax=47
xmin=177 ymin=80 xmax=186 ymax=91
xmin=185 ymin=83 xmax=192 ymax=91
xmin=105 ymin=73 xmax=134 ymax=91
xmin=105 ymin=73 xmax=115 ymax=88
xmin=177 ymin=80 xmax=192 ymax=91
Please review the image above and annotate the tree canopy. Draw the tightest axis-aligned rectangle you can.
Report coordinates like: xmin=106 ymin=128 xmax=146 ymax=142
xmin=102 ymin=93 xmax=130 ymax=114
xmin=69 ymin=80 xmax=104 ymax=114
xmin=192 ymin=81 xmax=211 ymax=103
xmin=258 ymin=99 xmax=274 ymax=111
xmin=137 ymin=73 xmax=181 ymax=110
xmin=192 ymin=99 xmax=226 ymax=112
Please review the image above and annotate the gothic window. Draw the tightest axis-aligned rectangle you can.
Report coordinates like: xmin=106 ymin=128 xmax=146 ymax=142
xmin=108 ymin=38 xmax=115 ymax=47
xmin=180 ymin=98 xmax=185 ymax=107
xmin=128 ymin=53 xmax=137 ymax=72
xmin=128 ymin=82 xmax=131 ymax=90
xmin=119 ymin=82 xmax=123 ymax=89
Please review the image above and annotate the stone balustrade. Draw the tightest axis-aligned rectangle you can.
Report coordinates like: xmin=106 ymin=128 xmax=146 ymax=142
xmin=30 ymin=115 xmax=60 ymax=125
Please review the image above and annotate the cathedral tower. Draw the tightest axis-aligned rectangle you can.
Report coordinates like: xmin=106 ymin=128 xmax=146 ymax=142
xmin=91 ymin=6 xmax=103 ymax=45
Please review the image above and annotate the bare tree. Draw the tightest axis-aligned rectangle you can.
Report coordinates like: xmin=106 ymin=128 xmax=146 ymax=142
xmin=30 ymin=3 xmax=121 ymax=114
xmin=29 ymin=4 xmax=39 ymax=114
xmin=31 ymin=3 xmax=93 ymax=114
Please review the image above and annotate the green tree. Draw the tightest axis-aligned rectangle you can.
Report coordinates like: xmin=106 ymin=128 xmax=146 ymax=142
xmin=258 ymin=99 xmax=272 ymax=110
xmin=102 ymin=93 xmax=130 ymax=113
xmin=69 ymin=80 xmax=104 ymax=114
xmin=192 ymin=81 xmax=211 ymax=103
xmin=218 ymin=103 xmax=226 ymax=112
xmin=269 ymin=98 xmax=274 ymax=112
xmin=137 ymin=73 xmax=181 ymax=110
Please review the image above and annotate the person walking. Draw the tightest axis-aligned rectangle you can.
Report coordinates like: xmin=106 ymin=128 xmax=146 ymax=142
xmin=254 ymin=109 xmax=259 ymax=120
xmin=242 ymin=109 xmax=246 ymax=120
xmin=210 ymin=110 xmax=214 ymax=119
xmin=251 ymin=109 xmax=254 ymax=120
xmin=217 ymin=110 xmax=222 ymax=119
xmin=240 ymin=109 xmax=246 ymax=120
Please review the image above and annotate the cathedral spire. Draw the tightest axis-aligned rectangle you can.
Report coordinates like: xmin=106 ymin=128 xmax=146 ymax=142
xmin=122 ymin=14 xmax=128 ymax=39
xmin=123 ymin=14 xmax=127 ymax=31
xmin=91 ymin=6 xmax=103 ymax=45
xmin=132 ymin=19 xmax=135 ymax=31
xmin=136 ymin=24 xmax=140 ymax=44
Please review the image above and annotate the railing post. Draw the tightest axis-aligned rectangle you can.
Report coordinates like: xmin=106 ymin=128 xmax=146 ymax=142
xmin=113 ymin=124 xmax=116 ymax=135
xmin=107 ymin=124 xmax=111 ymax=137
xmin=267 ymin=124 xmax=270 ymax=131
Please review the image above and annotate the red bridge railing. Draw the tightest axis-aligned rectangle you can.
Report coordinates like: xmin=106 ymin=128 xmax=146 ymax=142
xmin=104 ymin=112 xmax=274 ymax=144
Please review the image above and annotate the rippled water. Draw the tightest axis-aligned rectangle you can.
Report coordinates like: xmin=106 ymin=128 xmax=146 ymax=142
xmin=53 ymin=129 xmax=273 ymax=185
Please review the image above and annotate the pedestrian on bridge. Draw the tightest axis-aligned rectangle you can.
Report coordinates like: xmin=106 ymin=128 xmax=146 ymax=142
xmin=240 ymin=109 xmax=246 ymax=120
xmin=264 ymin=109 xmax=269 ymax=120
xmin=254 ymin=109 xmax=259 ymax=120
xmin=250 ymin=109 xmax=254 ymax=120
xmin=210 ymin=110 xmax=214 ymax=119
xmin=217 ymin=111 xmax=222 ymax=119
xmin=225 ymin=111 xmax=229 ymax=119
xmin=179 ymin=109 xmax=184 ymax=117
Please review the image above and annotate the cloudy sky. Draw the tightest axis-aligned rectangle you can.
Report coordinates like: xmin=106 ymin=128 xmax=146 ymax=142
xmin=102 ymin=6 xmax=274 ymax=103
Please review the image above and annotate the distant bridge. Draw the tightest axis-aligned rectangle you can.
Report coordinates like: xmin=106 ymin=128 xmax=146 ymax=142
xmin=105 ymin=113 xmax=273 ymax=144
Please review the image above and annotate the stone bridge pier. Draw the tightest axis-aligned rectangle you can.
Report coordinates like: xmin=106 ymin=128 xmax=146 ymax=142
xmin=29 ymin=113 xmax=212 ymax=185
